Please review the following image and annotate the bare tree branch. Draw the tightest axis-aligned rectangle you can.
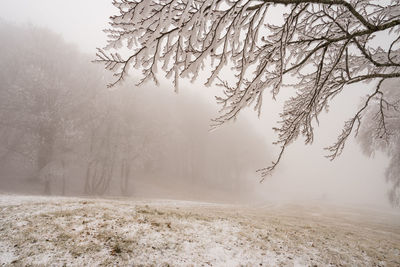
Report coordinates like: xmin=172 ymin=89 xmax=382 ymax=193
xmin=97 ymin=0 xmax=400 ymax=178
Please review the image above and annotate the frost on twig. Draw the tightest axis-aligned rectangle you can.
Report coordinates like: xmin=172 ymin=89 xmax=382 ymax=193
xmin=96 ymin=0 xmax=400 ymax=177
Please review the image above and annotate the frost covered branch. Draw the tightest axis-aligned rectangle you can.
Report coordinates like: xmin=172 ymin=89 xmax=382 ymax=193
xmin=96 ymin=0 xmax=400 ymax=177
xmin=357 ymin=77 xmax=400 ymax=207
xmin=325 ymin=79 xmax=385 ymax=160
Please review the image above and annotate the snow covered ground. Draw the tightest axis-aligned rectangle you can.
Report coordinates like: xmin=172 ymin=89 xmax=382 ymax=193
xmin=0 ymin=194 xmax=399 ymax=266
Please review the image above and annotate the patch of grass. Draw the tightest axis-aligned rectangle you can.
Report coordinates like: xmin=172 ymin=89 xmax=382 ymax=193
xmin=57 ymin=232 xmax=73 ymax=242
xmin=70 ymin=242 xmax=103 ymax=258
xmin=111 ymin=243 xmax=122 ymax=255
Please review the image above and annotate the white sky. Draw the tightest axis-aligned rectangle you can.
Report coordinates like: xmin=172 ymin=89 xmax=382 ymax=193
xmin=0 ymin=0 xmax=113 ymax=53
xmin=0 ymin=0 xmax=394 ymax=208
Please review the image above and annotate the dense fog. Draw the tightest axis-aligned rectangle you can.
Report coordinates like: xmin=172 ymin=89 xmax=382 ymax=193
xmin=0 ymin=1 xmax=396 ymax=208
xmin=0 ymin=22 xmax=271 ymax=202
xmin=1 ymin=2 xmax=399 ymax=266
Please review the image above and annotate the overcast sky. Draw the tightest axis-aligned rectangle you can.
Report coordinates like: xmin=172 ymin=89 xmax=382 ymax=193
xmin=0 ymin=0 xmax=393 ymax=208
xmin=0 ymin=0 xmax=113 ymax=53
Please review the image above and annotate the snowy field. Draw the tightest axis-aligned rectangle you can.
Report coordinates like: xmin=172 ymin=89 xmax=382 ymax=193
xmin=0 ymin=195 xmax=399 ymax=266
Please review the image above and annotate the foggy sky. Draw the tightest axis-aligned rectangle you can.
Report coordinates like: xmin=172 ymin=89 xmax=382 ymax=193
xmin=0 ymin=0 xmax=112 ymax=53
xmin=0 ymin=0 xmax=393 ymax=208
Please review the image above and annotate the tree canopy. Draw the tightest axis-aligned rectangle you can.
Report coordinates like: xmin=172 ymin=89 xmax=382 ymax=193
xmin=96 ymin=0 xmax=400 ymax=204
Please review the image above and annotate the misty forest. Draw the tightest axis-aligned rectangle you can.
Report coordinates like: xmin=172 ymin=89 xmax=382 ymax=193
xmin=0 ymin=0 xmax=400 ymax=266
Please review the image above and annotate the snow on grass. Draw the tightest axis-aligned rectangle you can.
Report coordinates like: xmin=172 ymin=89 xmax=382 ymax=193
xmin=0 ymin=241 xmax=16 ymax=265
xmin=0 ymin=194 xmax=399 ymax=266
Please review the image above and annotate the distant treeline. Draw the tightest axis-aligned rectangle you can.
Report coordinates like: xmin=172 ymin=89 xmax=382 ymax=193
xmin=0 ymin=21 xmax=269 ymax=201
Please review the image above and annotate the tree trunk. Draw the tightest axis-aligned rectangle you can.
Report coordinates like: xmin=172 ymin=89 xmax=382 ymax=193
xmin=37 ymin=123 xmax=56 ymax=194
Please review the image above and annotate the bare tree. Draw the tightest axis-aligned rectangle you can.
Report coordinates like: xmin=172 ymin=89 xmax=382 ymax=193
xmin=358 ymin=78 xmax=400 ymax=206
xmin=0 ymin=22 xmax=109 ymax=195
xmin=82 ymin=87 xmax=168 ymax=196
xmin=96 ymin=0 xmax=400 ymax=180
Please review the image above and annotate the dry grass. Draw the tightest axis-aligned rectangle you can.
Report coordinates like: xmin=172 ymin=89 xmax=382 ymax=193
xmin=0 ymin=195 xmax=399 ymax=266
